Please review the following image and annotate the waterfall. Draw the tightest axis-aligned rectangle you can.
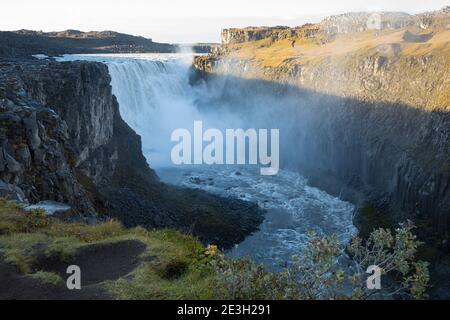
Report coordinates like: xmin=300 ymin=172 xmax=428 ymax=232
xmin=59 ymin=54 xmax=207 ymax=166
xmin=106 ymin=56 xmax=202 ymax=166
xmin=57 ymin=53 xmax=357 ymax=269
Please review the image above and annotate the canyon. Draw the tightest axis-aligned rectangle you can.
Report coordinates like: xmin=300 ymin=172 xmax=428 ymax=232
xmin=0 ymin=7 xmax=449 ymax=298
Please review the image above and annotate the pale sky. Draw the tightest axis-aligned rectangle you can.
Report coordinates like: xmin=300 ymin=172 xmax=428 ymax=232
xmin=0 ymin=0 xmax=448 ymax=43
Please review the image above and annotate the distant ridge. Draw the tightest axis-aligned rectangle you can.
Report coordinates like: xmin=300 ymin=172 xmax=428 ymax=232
xmin=0 ymin=29 xmax=176 ymax=57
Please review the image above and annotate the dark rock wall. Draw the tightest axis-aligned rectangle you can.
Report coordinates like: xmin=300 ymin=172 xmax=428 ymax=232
xmin=192 ymin=49 xmax=450 ymax=248
xmin=20 ymin=61 xmax=126 ymax=186
xmin=0 ymin=59 xmax=161 ymax=214
xmin=0 ymin=60 xmax=96 ymax=214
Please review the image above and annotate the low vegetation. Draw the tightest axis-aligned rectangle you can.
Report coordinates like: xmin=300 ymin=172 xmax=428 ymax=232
xmin=0 ymin=198 xmax=429 ymax=299
xmin=213 ymin=224 xmax=429 ymax=300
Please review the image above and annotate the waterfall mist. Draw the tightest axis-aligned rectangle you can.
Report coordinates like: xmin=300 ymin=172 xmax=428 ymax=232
xmin=58 ymin=53 xmax=319 ymax=171
xmin=103 ymin=55 xmax=316 ymax=171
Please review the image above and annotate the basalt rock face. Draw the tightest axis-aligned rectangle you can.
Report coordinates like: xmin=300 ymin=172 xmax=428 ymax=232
xmin=0 ymin=60 xmax=96 ymax=214
xmin=0 ymin=59 xmax=155 ymax=216
xmin=221 ymin=27 xmax=292 ymax=45
xmin=18 ymin=60 xmax=122 ymax=186
xmin=0 ymin=58 xmax=170 ymax=218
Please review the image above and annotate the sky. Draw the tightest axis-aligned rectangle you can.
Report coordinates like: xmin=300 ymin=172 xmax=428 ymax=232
xmin=0 ymin=0 xmax=448 ymax=43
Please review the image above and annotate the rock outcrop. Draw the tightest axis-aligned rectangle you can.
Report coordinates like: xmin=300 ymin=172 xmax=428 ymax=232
xmin=220 ymin=7 xmax=450 ymax=46
xmin=0 ymin=58 xmax=162 ymax=216
xmin=0 ymin=61 xmax=96 ymax=215
xmin=0 ymin=180 xmax=28 ymax=203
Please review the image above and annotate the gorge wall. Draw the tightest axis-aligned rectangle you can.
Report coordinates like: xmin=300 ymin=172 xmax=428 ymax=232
xmin=193 ymin=8 xmax=450 ymax=249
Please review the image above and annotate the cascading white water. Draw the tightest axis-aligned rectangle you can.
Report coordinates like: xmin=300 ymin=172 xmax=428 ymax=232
xmin=107 ymin=55 xmax=202 ymax=166
xmin=59 ymin=53 xmax=207 ymax=166
xmin=58 ymin=53 xmax=357 ymax=270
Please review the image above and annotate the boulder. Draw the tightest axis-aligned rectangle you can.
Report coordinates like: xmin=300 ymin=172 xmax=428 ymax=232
xmin=0 ymin=148 xmax=21 ymax=173
xmin=0 ymin=180 xmax=28 ymax=203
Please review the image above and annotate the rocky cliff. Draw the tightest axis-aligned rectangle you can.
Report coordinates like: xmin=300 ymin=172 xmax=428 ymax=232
xmin=220 ymin=7 xmax=450 ymax=45
xmin=0 ymin=58 xmax=263 ymax=248
xmin=221 ymin=26 xmax=293 ymax=45
xmin=0 ymin=60 xmax=97 ymax=215
xmin=194 ymin=8 xmax=450 ymax=250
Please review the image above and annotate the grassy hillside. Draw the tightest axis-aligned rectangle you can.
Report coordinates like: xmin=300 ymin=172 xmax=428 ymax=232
xmin=0 ymin=198 xmax=218 ymax=299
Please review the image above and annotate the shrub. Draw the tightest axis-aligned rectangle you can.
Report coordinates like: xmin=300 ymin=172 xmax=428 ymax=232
xmin=213 ymin=257 xmax=286 ymax=299
xmin=347 ymin=220 xmax=429 ymax=299
xmin=213 ymin=221 xmax=429 ymax=300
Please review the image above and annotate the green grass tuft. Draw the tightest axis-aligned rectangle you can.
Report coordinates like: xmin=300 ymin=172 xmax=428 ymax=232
xmin=28 ymin=271 xmax=64 ymax=286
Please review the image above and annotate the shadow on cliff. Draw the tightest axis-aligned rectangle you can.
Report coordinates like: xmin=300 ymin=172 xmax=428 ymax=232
xmin=189 ymin=71 xmax=449 ymax=249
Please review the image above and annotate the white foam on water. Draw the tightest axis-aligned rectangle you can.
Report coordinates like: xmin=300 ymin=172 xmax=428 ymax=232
xmin=158 ymin=165 xmax=356 ymax=270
